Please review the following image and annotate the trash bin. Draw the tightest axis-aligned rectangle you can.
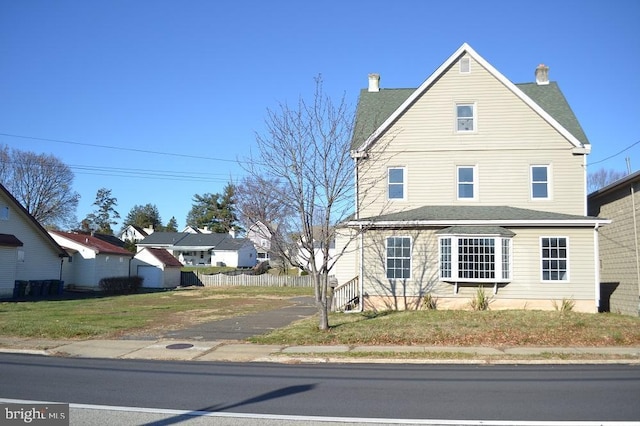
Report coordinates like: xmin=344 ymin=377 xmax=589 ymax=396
xmin=28 ymin=280 xmax=42 ymax=297
xmin=13 ymin=281 xmax=28 ymax=298
xmin=41 ymin=280 xmax=51 ymax=296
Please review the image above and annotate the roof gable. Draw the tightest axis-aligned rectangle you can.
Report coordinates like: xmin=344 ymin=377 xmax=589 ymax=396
xmin=0 ymin=183 xmax=67 ymax=257
xmin=354 ymin=43 xmax=590 ymax=153
xmin=50 ymin=231 xmax=133 ymax=256
xmin=146 ymin=248 xmax=183 ymax=267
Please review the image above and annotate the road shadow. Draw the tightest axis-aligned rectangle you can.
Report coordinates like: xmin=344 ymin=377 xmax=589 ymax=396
xmin=142 ymin=384 xmax=317 ymax=425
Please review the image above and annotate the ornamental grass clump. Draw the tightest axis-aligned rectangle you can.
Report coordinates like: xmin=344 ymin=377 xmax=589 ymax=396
xmin=469 ymin=286 xmax=491 ymax=311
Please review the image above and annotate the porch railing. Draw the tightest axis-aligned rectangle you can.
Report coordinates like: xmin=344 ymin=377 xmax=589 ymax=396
xmin=331 ymin=276 xmax=360 ymax=312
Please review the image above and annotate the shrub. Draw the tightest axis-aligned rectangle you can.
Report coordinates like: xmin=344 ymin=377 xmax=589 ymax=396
xmin=553 ymin=298 xmax=575 ymax=312
xmin=422 ymin=293 xmax=438 ymax=310
xmin=470 ymin=286 xmax=491 ymax=311
xmin=99 ymin=276 xmax=143 ymax=295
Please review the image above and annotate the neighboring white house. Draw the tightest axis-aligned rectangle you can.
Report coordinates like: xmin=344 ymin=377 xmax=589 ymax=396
xmin=49 ymin=231 xmax=134 ymax=289
xmin=247 ymin=221 xmax=273 ymax=262
xmin=136 ymin=232 xmax=257 ymax=268
xmin=131 ymin=247 xmax=183 ymax=288
xmin=120 ymin=225 xmax=153 ymax=243
xmin=0 ymin=184 xmax=68 ymax=297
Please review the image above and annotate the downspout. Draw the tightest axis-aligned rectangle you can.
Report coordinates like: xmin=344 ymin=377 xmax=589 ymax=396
xmin=354 ymin=152 xmax=365 ymax=312
xmin=593 ymin=223 xmax=601 ymax=312
xmin=358 ymin=224 xmax=364 ymax=313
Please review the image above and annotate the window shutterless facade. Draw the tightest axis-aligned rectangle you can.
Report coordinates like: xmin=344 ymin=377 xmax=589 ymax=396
xmin=541 ymin=237 xmax=568 ymax=281
xmin=388 ymin=167 xmax=405 ymax=200
xmin=531 ymin=165 xmax=550 ymax=199
xmin=386 ymin=236 xmax=411 ymax=279
xmin=439 ymin=236 xmax=511 ymax=282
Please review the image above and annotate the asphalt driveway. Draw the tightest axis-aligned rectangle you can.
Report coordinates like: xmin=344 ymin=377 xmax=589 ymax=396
xmin=120 ymin=296 xmax=317 ymax=341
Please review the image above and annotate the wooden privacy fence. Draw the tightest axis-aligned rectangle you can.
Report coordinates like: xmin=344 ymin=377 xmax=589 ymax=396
xmin=181 ymin=271 xmax=316 ymax=288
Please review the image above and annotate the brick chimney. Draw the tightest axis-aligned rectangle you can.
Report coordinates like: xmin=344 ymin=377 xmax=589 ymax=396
xmin=368 ymin=73 xmax=380 ymax=92
xmin=535 ymin=64 xmax=549 ymax=85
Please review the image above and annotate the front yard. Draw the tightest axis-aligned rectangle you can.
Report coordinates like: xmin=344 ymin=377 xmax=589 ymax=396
xmin=1 ymin=286 xmax=639 ymax=347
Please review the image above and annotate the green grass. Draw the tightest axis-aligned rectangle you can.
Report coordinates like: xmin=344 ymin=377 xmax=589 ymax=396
xmin=0 ymin=287 xmax=312 ymax=339
xmin=3 ymin=287 xmax=640 ymax=349
xmin=249 ymin=309 xmax=640 ymax=347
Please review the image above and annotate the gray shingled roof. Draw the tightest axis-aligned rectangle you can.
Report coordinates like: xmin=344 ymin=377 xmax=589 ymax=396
xmin=358 ymin=205 xmax=596 ymax=223
xmin=351 ymin=82 xmax=589 ymax=150
xmin=516 ymin=82 xmax=589 ymax=145
xmin=138 ymin=231 xmax=250 ymax=251
xmin=436 ymin=226 xmax=516 ymax=237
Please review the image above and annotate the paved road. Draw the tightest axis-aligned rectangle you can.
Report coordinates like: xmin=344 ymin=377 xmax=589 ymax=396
xmin=1 ymin=354 xmax=639 ymax=423
xmin=121 ymin=296 xmax=317 ymax=341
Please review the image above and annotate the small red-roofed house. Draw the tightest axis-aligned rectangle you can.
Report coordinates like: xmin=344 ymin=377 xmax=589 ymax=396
xmin=49 ymin=231 xmax=134 ymax=289
xmin=131 ymin=247 xmax=183 ymax=288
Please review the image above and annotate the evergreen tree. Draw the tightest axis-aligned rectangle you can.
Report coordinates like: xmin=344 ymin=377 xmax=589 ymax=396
xmin=123 ymin=204 xmax=162 ymax=231
xmin=185 ymin=183 xmax=239 ymax=233
xmin=165 ymin=216 xmax=178 ymax=232
xmin=84 ymin=188 xmax=120 ymax=235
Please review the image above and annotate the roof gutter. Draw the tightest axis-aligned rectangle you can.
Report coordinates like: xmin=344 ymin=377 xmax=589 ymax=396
xmin=344 ymin=218 xmax=611 ymax=228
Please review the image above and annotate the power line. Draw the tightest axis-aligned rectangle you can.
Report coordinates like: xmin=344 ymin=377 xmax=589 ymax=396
xmin=589 ymin=139 xmax=640 ymax=166
xmin=0 ymin=132 xmax=250 ymax=165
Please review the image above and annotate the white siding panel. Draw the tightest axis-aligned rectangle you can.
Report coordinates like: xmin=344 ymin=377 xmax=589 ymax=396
xmin=358 ymin=56 xmax=586 ymax=219
xmin=0 ymin=247 xmax=17 ymax=297
xmin=1 ymin=192 xmax=63 ymax=283
xmin=359 ymin=226 xmax=596 ymax=306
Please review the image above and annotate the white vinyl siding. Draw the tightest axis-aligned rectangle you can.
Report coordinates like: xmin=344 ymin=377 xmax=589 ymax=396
xmin=356 ymin=55 xmax=586 ymax=218
xmin=357 ymin=228 xmax=595 ymax=306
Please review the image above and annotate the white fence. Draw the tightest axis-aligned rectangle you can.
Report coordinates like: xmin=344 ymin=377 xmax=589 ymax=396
xmin=181 ymin=271 xmax=315 ymax=288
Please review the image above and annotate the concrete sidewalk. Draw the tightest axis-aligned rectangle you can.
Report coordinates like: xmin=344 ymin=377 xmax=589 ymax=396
xmin=1 ymin=337 xmax=639 ymax=364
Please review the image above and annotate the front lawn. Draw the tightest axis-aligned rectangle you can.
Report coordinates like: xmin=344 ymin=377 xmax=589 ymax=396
xmin=250 ymin=309 xmax=640 ymax=347
xmin=0 ymin=287 xmax=311 ymax=339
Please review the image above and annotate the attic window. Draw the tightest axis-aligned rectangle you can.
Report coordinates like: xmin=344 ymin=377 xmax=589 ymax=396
xmin=0 ymin=206 xmax=8 ymax=220
xmin=460 ymin=57 xmax=470 ymax=73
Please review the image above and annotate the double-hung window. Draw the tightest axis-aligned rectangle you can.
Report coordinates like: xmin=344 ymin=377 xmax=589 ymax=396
xmin=388 ymin=167 xmax=405 ymax=200
xmin=457 ymin=166 xmax=476 ymax=200
xmin=541 ymin=237 xmax=568 ymax=281
xmin=531 ymin=165 xmax=550 ymax=199
xmin=386 ymin=236 xmax=411 ymax=279
xmin=439 ymin=234 xmax=512 ymax=282
xmin=456 ymin=103 xmax=475 ymax=132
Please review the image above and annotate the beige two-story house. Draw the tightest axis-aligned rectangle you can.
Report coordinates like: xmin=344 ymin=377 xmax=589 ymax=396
xmin=333 ymin=43 xmax=608 ymax=313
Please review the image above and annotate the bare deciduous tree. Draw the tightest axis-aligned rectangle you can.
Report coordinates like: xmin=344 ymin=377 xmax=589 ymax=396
xmin=588 ymin=168 xmax=627 ymax=193
xmin=0 ymin=145 xmax=79 ymax=228
xmin=241 ymin=76 xmax=355 ymax=330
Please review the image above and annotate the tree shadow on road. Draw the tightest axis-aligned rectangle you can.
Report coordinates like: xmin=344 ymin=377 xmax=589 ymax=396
xmin=143 ymin=384 xmax=317 ymax=425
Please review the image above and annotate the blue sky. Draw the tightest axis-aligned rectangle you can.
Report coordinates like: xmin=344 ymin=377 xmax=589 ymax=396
xmin=1 ymin=0 xmax=638 ymax=231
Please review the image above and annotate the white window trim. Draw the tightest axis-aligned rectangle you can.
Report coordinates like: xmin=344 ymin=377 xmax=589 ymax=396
xmin=456 ymin=165 xmax=478 ymax=201
xmin=386 ymin=236 xmax=412 ymax=280
xmin=387 ymin=166 xmax=407 ymax=201
xmin=455 ymin=102 xmax=477 ymax=133
xmin=540 ymin=236 xmax=570 ymax=282
xmin=531 ymin=164 xmax=552 ymax=200
xmin=438 ymin=235 xmax=512 ymax=283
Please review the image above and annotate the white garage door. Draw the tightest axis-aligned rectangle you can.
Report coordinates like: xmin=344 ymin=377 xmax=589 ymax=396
xmin=137 ymin=265 xmax=162 ymax=288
